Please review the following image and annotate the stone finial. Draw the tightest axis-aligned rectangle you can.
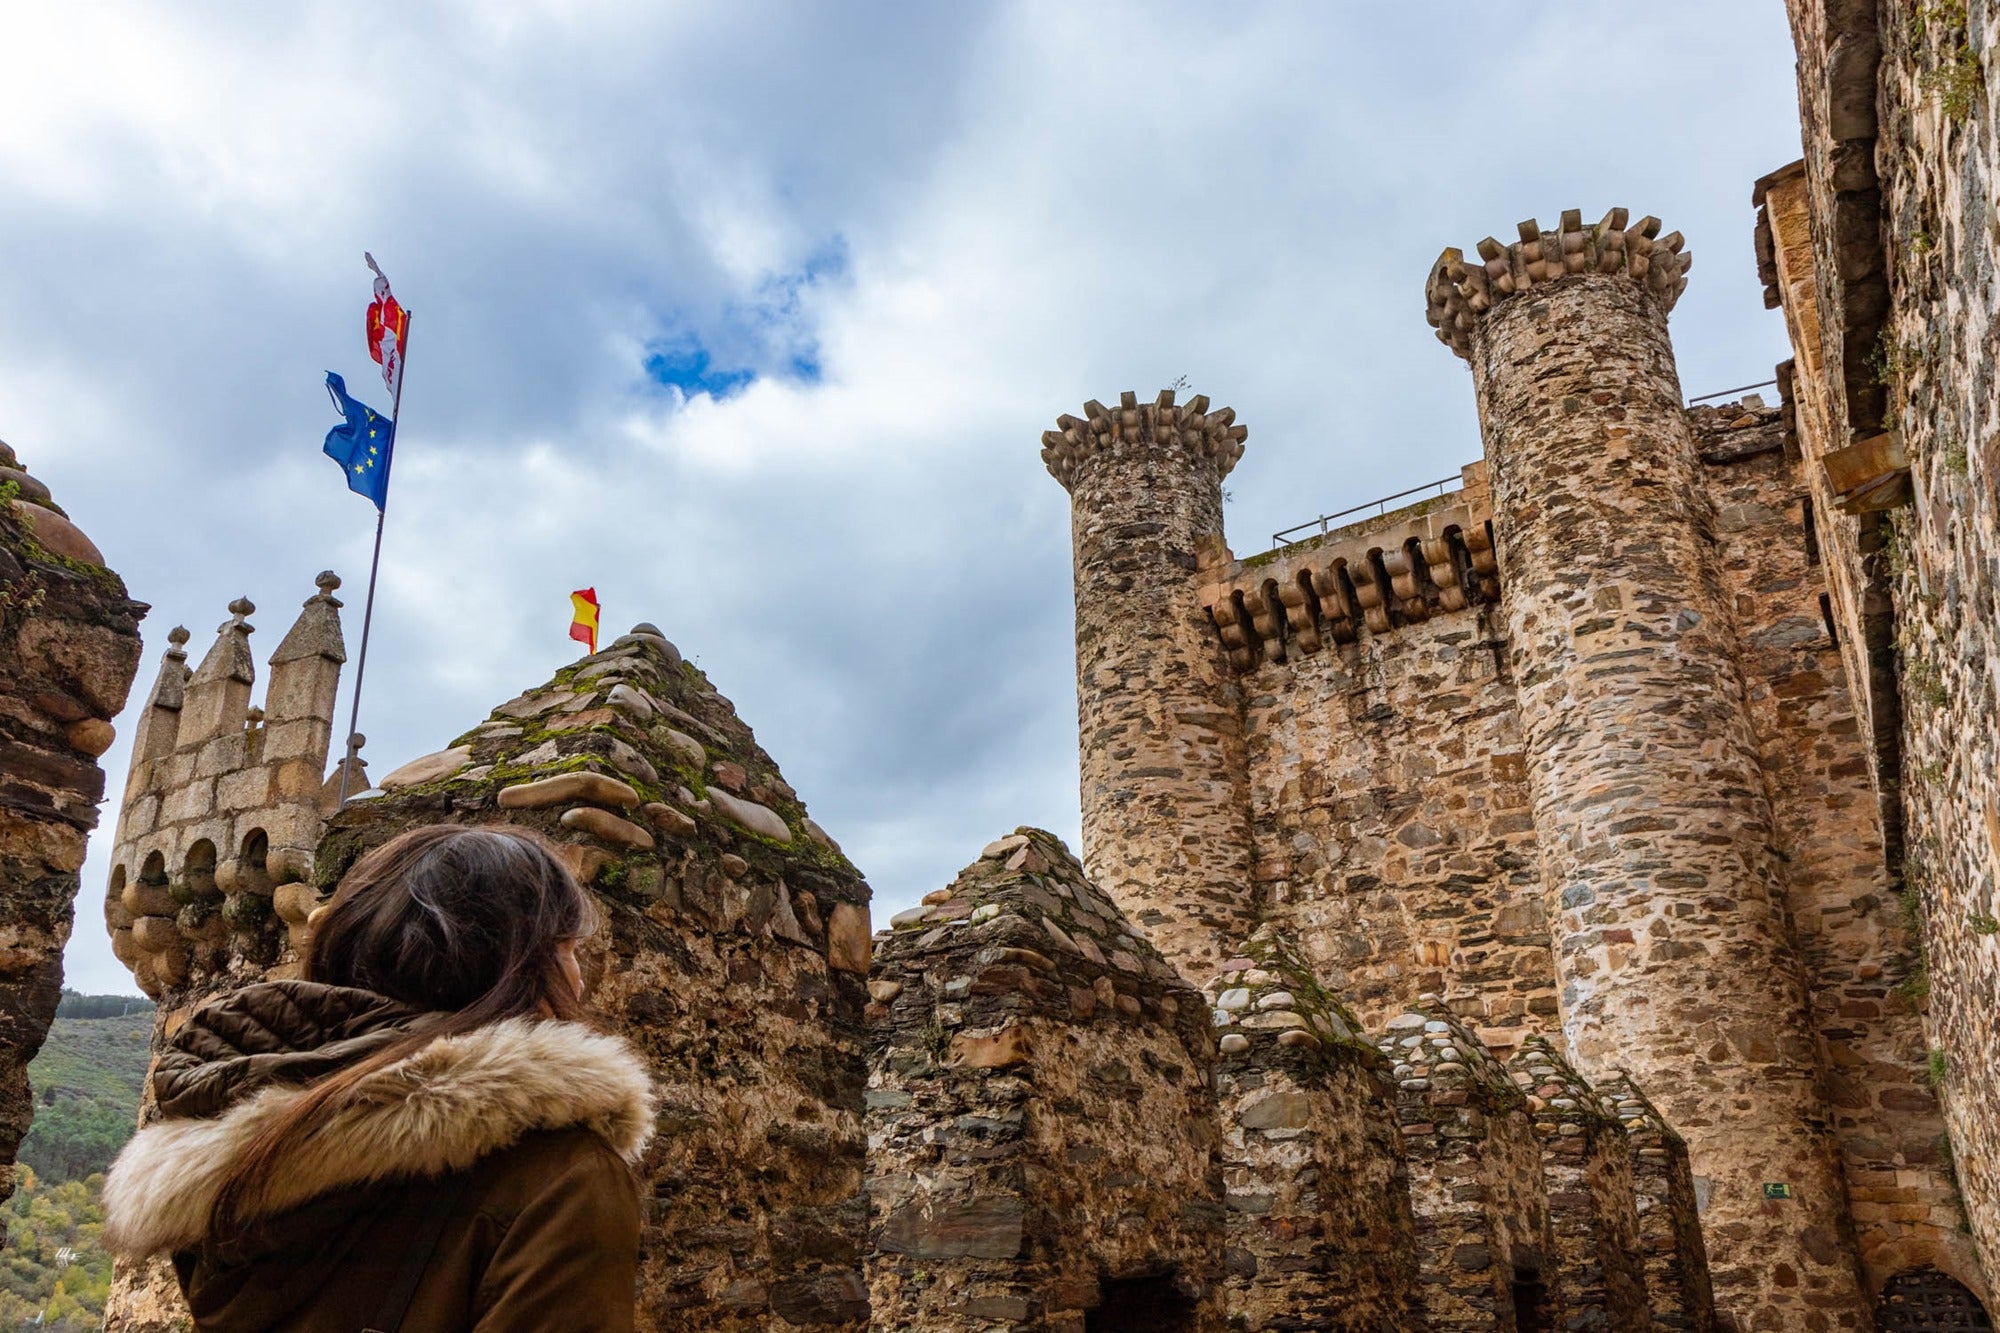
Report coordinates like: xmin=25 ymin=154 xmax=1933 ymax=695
xmin=227 ymin=596 xmax=255 ymax=621
xmin=1040 ymin=387 xmax=1248 ymax=489
xmin=1425 ymin=208 xmax=1693 ymax=359
xmin=166 ymin=626 xmax=191 ymax=656
xmin=271 ymin=570 xmax=348 ymax=666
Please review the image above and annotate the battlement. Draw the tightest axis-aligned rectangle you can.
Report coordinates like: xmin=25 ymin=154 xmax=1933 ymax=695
xmin=1425 ymin=208 xmax=1692 ymax=358
xmin=105 ymin=574 xmax=347 ymax=997
xmin=1202 ymin=460 xmax=1499 ymax=671
xmin=1039 ymin=387 xmax=1247 ymax=490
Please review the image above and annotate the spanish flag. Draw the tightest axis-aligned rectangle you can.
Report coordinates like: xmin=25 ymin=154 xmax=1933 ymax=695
xmin=569 ymin=588 xmax=600 ymax=654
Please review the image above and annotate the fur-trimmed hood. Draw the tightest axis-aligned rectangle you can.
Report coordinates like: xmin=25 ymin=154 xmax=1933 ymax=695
xmin=103 ymin=984 xmax=655 ymax=1259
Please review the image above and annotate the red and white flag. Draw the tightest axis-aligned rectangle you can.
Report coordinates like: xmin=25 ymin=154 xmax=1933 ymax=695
xmin=364 ymin=252 xmax=409 ymax=401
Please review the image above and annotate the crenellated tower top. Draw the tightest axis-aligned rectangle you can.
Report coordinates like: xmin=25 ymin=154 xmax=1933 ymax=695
xmin=1040 ymin=388 xmax=1247 ymax=491
xmin=1424 ymin=208 xmax=1692 ymax=359
xmin=105 ymin=574 xmax=348 ymax=998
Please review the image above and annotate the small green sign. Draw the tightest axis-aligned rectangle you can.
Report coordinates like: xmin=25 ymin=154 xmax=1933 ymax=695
xmin=1763 ymin=1182 xmax=1792 ymax=1200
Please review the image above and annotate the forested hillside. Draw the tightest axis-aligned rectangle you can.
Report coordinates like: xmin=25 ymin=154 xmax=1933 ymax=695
xmin=2 ymin=995 xmax=152 ymax=1330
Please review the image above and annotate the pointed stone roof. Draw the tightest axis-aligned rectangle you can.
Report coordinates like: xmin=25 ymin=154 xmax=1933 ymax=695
xmin=1507 ymin=1033 xmax=1620 ymax=1139
xmin=313 ymin=624 xmax=870 ymax=970
xmin=878 ymin=826 xmax=1183 ymax=990
xmin=1591 ymin=1069 xmax=1686 ymax=1149
xmin=1373 ymin=993 xmax=1525 ymax=1111
xmin=188 ymin=598 xmax=256 ymax=687
xmin=1203 ymin=924 xmax=1373 ymax=1067
xmin=269 ymin=571 xmax=347 ymax=665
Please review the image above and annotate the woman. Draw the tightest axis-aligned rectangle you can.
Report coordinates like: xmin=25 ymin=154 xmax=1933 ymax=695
xmin=103 ymin=825 xmax=655 ymax=1332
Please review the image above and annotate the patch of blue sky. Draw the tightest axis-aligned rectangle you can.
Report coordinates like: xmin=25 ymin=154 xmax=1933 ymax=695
xmin=646 ymin=237 xmax=848 ymax=399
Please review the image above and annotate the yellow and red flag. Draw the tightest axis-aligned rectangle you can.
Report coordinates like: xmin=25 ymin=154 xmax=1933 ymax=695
xmin=569 ymin=588 xmax=600 ymax=654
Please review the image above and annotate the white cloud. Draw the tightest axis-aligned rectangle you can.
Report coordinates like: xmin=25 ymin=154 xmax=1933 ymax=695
xmin=5 ymin=1 xmax=1803 ymax=994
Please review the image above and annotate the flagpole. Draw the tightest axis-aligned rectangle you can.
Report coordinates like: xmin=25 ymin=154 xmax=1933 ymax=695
xmin=336 ymin=316 xmax=408 ymax=807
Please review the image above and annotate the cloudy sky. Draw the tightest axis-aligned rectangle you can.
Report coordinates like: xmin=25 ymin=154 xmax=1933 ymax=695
xmin=7 ymin=2 xmax=1805 ymax=995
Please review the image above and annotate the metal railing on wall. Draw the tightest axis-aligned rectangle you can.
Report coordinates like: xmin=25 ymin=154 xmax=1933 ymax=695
xmin=1272 ymin=475 xmax=1462 ymax=550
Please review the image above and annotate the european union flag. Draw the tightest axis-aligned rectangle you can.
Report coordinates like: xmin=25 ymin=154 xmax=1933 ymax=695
xmin=322 ymin=371 xmax=395 ymax=511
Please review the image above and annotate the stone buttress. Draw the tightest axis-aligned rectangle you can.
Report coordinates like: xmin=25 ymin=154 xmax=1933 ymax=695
xmin=1204 ymin=927 xmax=1423 ymax=1331
xmin=1042 ymin=390 xmax=1259 ymax=982
xmin=105 ymin=624 xmax=875 ymax=1332
xmin=1426 ymin=209 xmax=1868 ymax=1326
xmin=1374 ymin=997 xmax=1560 ymax=1332
xmin=1594 ymin=1072 xmax=1719 ymax=1332
xmin=0 ymin=440 xmax=144 ymax=1208
xmin=866 ymin=829 xmax=1224 ymax=1331
xmin=1504 ymin=1035 xmax=1655 ymax=1331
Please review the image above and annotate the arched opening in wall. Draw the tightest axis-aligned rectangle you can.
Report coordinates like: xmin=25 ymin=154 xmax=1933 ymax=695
xmin=1876 ymin=1268 xmax=1994 ymax=1330
xmin=140 ymin=851 xmax=168 ymax=891
xmin=1511 ymin=1266 xmax=1554 ymax=1333
xmin=1230 ymin=590 xmax=1261 ymax=664
xmin=1084 ymin=1274 xmax=1197 ymax=1333
xmin=237 ymin=828 xmax=273 ymax=897
xmin=183 ymin=839 xmax=219 ymax=901
xmin=108 ymin=864 xmax=126 ymax=911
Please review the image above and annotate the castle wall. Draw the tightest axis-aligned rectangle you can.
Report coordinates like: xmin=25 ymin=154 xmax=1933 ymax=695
xmin=1696 ymin=401 xmax=1973 ymax=1297
xmin=1235 ymin=605 xmax=1550 ymax=1046
xmin=1595 ymin=1072 xmax=1719 ymax=1333
xmin=1376 ymin=999 xmax=1559 ymax=1333
xmin=0 ymin=442 xmax=143 ymax=1208
xmin=1770 ymin=0 xmax=2000 ymax=1308
xmin=1432 ymin=216 xmax=1872 ymax=1328
xmin=867 ymin=830 xmax=1223 ymax=1331
xmin=1506 ymin=1036 xmax=1653 ymax=1332
xmin=1849 ymin=0 xmax=2000 ymax=1299
xmin=1206 ymin=930 xmax=1423 ymax=1331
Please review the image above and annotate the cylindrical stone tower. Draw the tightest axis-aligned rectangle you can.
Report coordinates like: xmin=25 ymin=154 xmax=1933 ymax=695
xmin=1042 ymin=389 xmax=1258 ymax=981
xmin=1425 ymin=212 xmax=1866 ymax=1327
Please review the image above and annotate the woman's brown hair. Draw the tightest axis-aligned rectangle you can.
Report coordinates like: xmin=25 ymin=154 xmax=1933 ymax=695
xmin=209 ymin=824 xmax=595 ymax=1233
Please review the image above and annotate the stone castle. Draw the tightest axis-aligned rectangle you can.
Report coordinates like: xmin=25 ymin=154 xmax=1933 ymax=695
xmin=3 ymin=4 xmax=1999 ymax=1329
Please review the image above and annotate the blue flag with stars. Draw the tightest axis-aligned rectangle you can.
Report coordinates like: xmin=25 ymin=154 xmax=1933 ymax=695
xmin=322 ymin=371 xmax=395 ymax=510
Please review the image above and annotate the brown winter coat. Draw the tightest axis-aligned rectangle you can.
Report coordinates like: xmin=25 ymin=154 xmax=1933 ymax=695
xmin=102 ymin=980 xmax=655 ymax=1333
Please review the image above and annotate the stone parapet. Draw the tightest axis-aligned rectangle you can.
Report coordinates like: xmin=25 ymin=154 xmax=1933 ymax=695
xmin=1040 ymin=389 xmax=1246 ymax=492
xmin=866 ymin=829 xmax=1222 ymax=1331
xmin=0 ymin=440 xmax=145 ymax=1210
xmin=1205 ymin=928 xmax=1422 ymax=1331
xmin=103 ymin=575 xmax=346 ymax=1000
xmin=1202 ymin=461 xmax=1499 ymax=672
xmin=1425 ymin=209 xmax=1691 ymax=359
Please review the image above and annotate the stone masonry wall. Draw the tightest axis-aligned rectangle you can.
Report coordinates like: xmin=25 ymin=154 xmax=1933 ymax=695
xmin=1205 ymin=927 xmax=1423 ymax=1332
xmin=1234 ymin=603 xmax=1551 ymax=1049
xmin=1429 ymin=213 xmax=1868 ymax=1329
xmin=1695 ymin=399 xmax=1974 ymax=1298
xmin=1596 ymin=1072 xmax=1720 ymax=1333
xmin=1375 ymin=997 xmax=1558 ymax=1333
xmin=0 ymin=440 xmax=144 ymax=1209
xmin=1044 ymin=390 xmax=1258 ymax=982
xmin=1864 ymin=0 xmax=2000 ymax=1299
xmin=1505 ymin=1035 xmax=1652 ymax=1331
xmin=866 ymin=829 xmax=1222 ymax=1331
xmin=105 ymin=625 xmax=876 ymax=1332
